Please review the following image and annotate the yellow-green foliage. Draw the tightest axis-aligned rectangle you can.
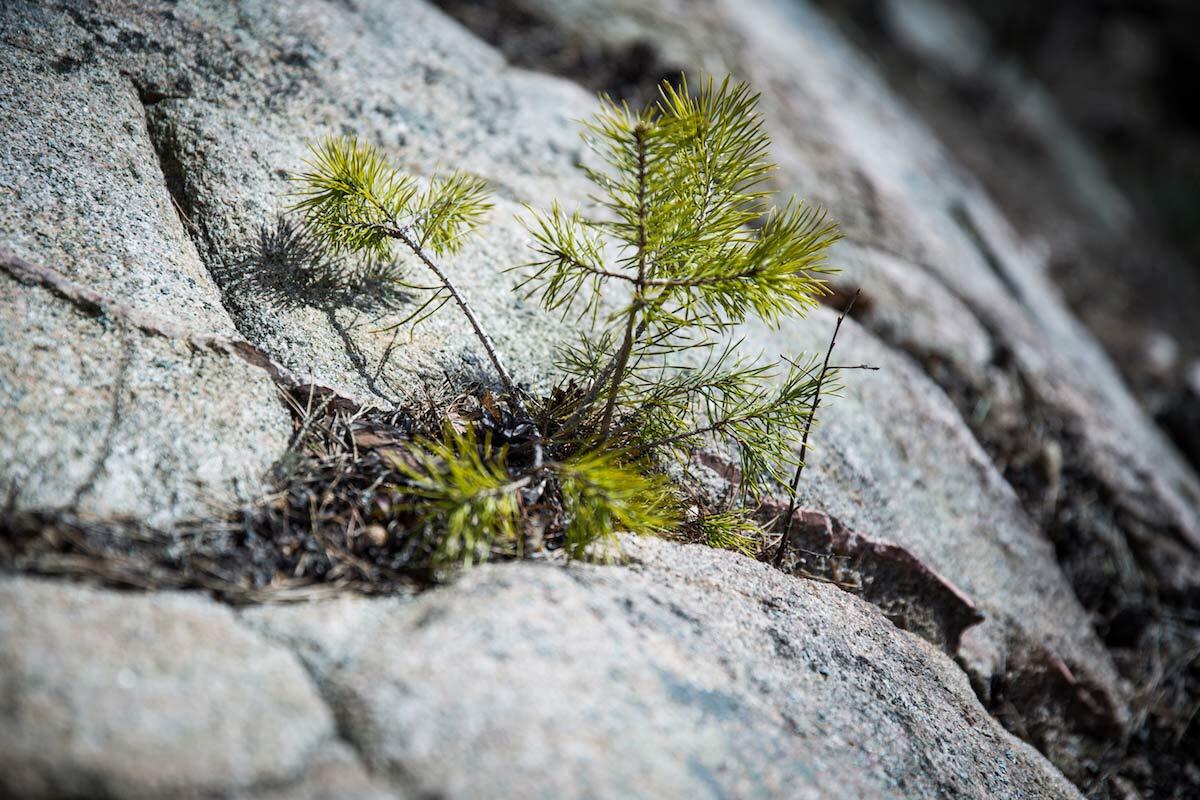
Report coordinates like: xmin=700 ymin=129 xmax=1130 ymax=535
xmin=289 ymin=75 xmax=843 ymax=570
xmin=693 ymin=508 xmax=762 ymax=558
xmin=522 ymin=76 xmax=841 ymax=497
xmin=556 ymin=450 xmax=681 ymax=560
xmin=392 ymin=425 xmax=521 ymax=568
xmin=292 ymin=136 xmax=492 ymax=261
xmin=390 ymin=425 xmax=681 ymax=568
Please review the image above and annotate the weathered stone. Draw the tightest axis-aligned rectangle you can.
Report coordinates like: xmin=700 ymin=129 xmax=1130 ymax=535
xmin=242 ymin=536 xmax=1083 ymax=800
xmin=0 ymin=27 xmax=291 ymax=523
xmin=736 ymin=308 xmax=1128 ymax=772
xmin=0 ymin=268 xmax=289 ymax=524
xmin=819 ymin=0 xmax=1200 ymax=411
xmin=0 ymin=576 xmax=337 ymax=799
xmin=435 ymin=0 xmax=1200 ymax=782
xmin=2 ymin=0 xmax=1197 ymax=796
xmin=763 ymin=503 xmax=984 ymax=654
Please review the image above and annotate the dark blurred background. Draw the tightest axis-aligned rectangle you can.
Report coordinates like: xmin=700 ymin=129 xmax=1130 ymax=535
xmin=813 ymin=0 xmax=1200 ymax=465
xmin=968 ymin=0 xmax=1200 ymax=261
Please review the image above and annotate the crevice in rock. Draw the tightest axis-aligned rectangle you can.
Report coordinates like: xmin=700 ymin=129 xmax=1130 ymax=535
xmin=948 ymin=200 xmax=1026 ymax=306
xmin=0 ymin=249 xmax=360 ymax=410
xmin=240 ymin=618 xmax=443 ymax=800
xmin=762 ymin=501 xmax=984 ymax=654
xmin=135 ymin=86 xmax=266 ymax=353
xmin=979 ymin=633 xmax=1127 ymax=788
xmin=139 ymin=92 xmax=199 ymax=237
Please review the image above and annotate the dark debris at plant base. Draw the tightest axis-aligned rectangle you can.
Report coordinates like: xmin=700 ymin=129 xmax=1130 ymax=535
xmin=0 ymin=385 xmax=687 ymax=601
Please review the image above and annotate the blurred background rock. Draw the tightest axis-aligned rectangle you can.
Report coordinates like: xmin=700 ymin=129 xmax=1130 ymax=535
xmin=810 ymin=0 xmax=1200 ymax=467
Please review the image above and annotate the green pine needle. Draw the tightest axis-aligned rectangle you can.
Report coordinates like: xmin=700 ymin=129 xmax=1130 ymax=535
xmin=391 ymin=425 xmax=522 ymax=568
xmin=693 ymin=508 xmax=763 ymax=557
xmin=291 ymin=135 xmax=493 ymax=261
xmin=557 ymin=450 xmax=681 ymax=560
xmin=518 ymin=74 xmax=842 ymax=492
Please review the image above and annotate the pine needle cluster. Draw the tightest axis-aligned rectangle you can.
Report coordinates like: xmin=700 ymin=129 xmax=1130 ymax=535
xmin=293 ymin=137 xmax=492 ymax=260
xmin=521 ymin=75 xmax=841 ymax=538
xmin=292 ymin=137 xmax=502 ymax=336
xmin=284 ymin=75 xmax=844 ymax=571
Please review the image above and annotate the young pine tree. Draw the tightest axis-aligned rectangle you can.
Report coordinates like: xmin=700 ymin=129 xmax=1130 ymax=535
xmin=522 ymin=76 xmax=841 ymax=519
xmin=289 ymin=75 xmax=843 ymax=568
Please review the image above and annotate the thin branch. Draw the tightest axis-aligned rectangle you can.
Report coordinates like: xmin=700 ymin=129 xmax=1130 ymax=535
xmin=629 ymin=410 xmax=761 ymax=454
xmin=772 ymin=289 xmax=861 ymax=567
xmin=642 ymin=268 xmax=764 ymax=288
xmin=553 ymin=318 xmax=650 ymax=443
xmin=388 ymin=227 xmax=542 ymax=466
xmin=544 ymin=254 xmax=636 ymax=284
xmin=390 ymin=228 xmax=517 ymax=397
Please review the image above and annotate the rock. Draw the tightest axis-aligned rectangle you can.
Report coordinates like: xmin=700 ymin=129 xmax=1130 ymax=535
xmin=0 ymin=28 xmax=291 ymax=523
xmin=0 ymin=266 xmax=290 ymax=524
xmin=1 ymin=0 xmax=1198 ymax=796
xmin=737 ymin=308 xmax=1127 ymax=773
xmin=0 ymin=576 xmax=343 ymax=799
xmin=763 ymin=503 xmax=985 ymax=654
xmin=836 ymin=0 xmax=1200 ymax=404
xmin=241 ymin=536 xmax=1083 ymax=800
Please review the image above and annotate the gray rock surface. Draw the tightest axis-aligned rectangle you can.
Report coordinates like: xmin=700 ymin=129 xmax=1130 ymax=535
xmin=434 ymin=0 xmax=1200 ymax=782
xmin=0 ymin=575 xmax=344 ymax=799
xmin=0 ymin=541 xmax=1084 ymax=799
xmin=240 ymin=536 xmax=1082 ymax=800
xmin=0 ymin=28 xmax=290 ymax=522
xmin=2 ymin=0 xmax=1198 ymax=797
xmin=0 ymin=264 xmax=290 ymax=524
xmin=825 ymin=0 xmax=1200 ymax=412
xmin=737 ymin=308 xmax=1126 ymax=768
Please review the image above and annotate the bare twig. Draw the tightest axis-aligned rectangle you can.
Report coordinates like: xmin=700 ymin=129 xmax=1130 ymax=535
xmin=386 ymin=228 xmax=542 ymax=465
xmin=772 ymin=289 xmax=862 ymax=567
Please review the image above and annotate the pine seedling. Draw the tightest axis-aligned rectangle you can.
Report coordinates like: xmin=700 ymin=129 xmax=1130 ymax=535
xmin=556 ymin=449 xmax=681 ymax=560
xmin=286 ymin=75 xmax=852 ymax=572
xmin=521 ymin=75 xmax=842 ymax=502
xmin=391 ymin=424 xmax=523 ymax=568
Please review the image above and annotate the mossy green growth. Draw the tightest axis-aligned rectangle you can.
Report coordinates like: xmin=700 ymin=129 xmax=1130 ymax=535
xmin=289 ymin=74 xmax=842 ymax=568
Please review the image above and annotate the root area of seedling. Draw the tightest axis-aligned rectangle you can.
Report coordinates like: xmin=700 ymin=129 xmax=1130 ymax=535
xmin=0 ymin=385 xmax=577 ymax=602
